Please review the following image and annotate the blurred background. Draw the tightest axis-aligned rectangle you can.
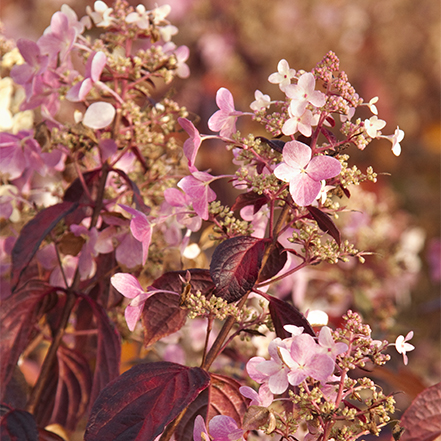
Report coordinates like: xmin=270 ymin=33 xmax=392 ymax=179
xmin=1 ymin=0 xmax=440 ymax=431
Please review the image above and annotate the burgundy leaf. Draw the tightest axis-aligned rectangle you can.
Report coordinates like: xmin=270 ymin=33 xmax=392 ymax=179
xmin=257 ymin=241 xmax=287 ymax=283
xmin=268 ymin=296 xmax=315 ymax=338
xmin=231 ymin=192 xmax=268 ymax=215
xmin=210 ymin=236 xmax=265 ymax=302
xmin=10 ymin=202 xmax=79 ymax=290
xmin=50 ymin=346 xmax=93 ymax=430
xmin=207 ymin=374 xmax=248 ymax=424
xmin=0 ymin=406 xmax=38 ymax=441
xmin=63 ymin=169 xmax=101 ymax=203
xmin=80 ymin=296 xmax=121 ymax=408
xmin=307 ymin=206 xmax=341 ymax=246
xmin=175 ymin=374 xmax=248 ymax=441
xmin=85 ymin=362 xmax=210 ymax=441
xmin=141 ymin=292 xmax=188 ymax=347
xmin=151 ymin=269 xmax=215 ymax=297
xmin=0 ymin=285 xmax=54 ymax=395
xmin=400 ymin=381 xmax=441 ymax=441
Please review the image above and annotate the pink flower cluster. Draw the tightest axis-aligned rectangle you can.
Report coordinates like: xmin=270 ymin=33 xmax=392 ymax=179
xmin=246 ymin=325 xmax=347 ymax=397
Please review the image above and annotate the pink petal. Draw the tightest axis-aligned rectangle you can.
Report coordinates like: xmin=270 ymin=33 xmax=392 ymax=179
xmin=193 ymin=415 xmax=209 ymax=441
xmin=246 ymin=356 xmax=267 ymax=383
xmin=298 ymin=72 xmax=316 ymax=94
xmin=309 ymin=90 xmax=327 ymax=108
xmin=209 ymin=415 xmax=242 ymax=440
xmin=82 ymin=102 xmax=115 ymax=129
xmin=89 ymin=51 xmax=107 ymax=82
xmin=178 ymin=117 xmax=201 ymax=167
xmin=164 ymin=188 xmax=187 ymax=207
xmin=267 ymin=368 xmax=289 ymax=394
xmin=283 ymin=140 xmax=311 ymax=168
xmin=274 ymin=162 xmax=299 ymax=183
xmin=215 ymin=87 xmax=235 ymax=112
xmin=289 ymin=173 xmax=322 ymax=206
xmin=125 ymin=304 xmax=143 ymax=331
xmin=306 ymin=155 xmax=341 ymax=181
xmin=111 ymin=272 xmax=145 ymax=299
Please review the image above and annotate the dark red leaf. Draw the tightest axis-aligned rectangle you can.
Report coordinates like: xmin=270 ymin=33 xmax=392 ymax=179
xmin=0 ymin=405 xmax=38 ymax=441
xmin=142 ymin=292 xmax=188 ymax=347
xmin=400 ymin=381 xmax=441 ymax=441
xmin=174 ymin=373 xmax=248 ymax=441
xmin=0 ymin=285 xmax=54 ymax=394
xmin=79 ymin=296 xmax=121 ymax=408
xmin=207 ymin=374 xmax=248 ymax=424
xmin=231 ymin=192 xmax=268 ymax=215
xmin=63 ymin=169 xmax=101 ymax=203
xmin=50 ymin=346 xmax=93 ymax=430
xmin=151 ymin=269 xmax=215 ymax=297
xmin=84 ymin=362 xmax=210 ymax=441
xmin=10 ymin=202 xmax=78 ymax=290
xmin=268 ymin=296 xmax=315 ymax=338
xmin=307 ymin=206 xmax=341 ymax=246
xmin=257 ymin=241 xmax=287 ymax=283
xmin=210 ymin=236 xmax=265 ymax=302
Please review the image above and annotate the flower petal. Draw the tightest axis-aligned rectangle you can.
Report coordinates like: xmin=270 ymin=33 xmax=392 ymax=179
xmin=82 ymin=102 xmax=115 ymax=129
xmin=111 ymin=273 xmax=145 ymax=299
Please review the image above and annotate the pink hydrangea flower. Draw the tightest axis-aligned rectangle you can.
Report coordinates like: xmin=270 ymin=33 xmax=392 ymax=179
xmin=111 ymin=273 xmax=152 ymax=331
xmin=282 ymin=108 xmax=315 ymax=137
xmin=274 ymin=140 xmax=341 ymax=206
xmin=193 ymin=415 xmax=244 ymax=441
xmin=37 ymin=11 xmax=77 ymax=62
xmin=239 ymin=383 xmax=273 ymax=407
xmin=178 ymin=117 xmax=204 ymax=168
xmin=250 ymin=90 xmax=271 ymax=111
xmin=120 ymin=204 xmax=152 ymax=266
xmin=317 ymin=326 xmax=348 ymax=360
xmin=278 ymin=334 xmax=335 ymax=386
xmin=208 ymin=87 xmax=244 ymax=138
xmin=66 ymin=51 xmax=107 ymax=102
xmin=177 ymin=171 xmax=217 ymax=220
xmin=285 ymin=72 xmax=326 ymax=116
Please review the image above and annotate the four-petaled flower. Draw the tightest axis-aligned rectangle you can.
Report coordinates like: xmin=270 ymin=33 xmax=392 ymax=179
xmin=394 ymin=331 xmax=415 ymax=365
xmin=274 ymin=140 xmax=342 ymax=206
xmin=268 ymin=59 xmax=296 ymax=91
xmin=364 ymin=115 xmax=386 ymax=138
xmin=282 ymin=108 xmax=316 ymax=137
xmin=208 ymin=87 xmax=244 ymax=138
xmin=285 ymin=72 xmax=326 ymax=116
xmin=250 ymin=90 xmax=271 ymax=111
xmin=111 ymin=273 xmax=152 ymax=331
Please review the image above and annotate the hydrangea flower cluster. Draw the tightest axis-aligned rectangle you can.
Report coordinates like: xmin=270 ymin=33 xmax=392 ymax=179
xmin=0 ymin=2 xmax=420 ymax=440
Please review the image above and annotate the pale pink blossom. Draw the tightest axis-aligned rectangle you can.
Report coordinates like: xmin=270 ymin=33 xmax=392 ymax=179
xmin=393 ymin=331 xmax=415 ymax=365
xmin=177 ymin=171 xmax=217 ymax=220
xmin=285 ymin=72 xmax=326 ymax=116
xmin=274 ymin=140 xmax=341 ymax=206
xmin=363 ymin=115 xmax=386 ymax=138
xmin=282 ymin=108 xmax=315 ymax=137
xmin=239 ymin=383 xmax=273 ymax=407
xmin=193 ymin=415 xmax=244 ymax=441
xmin=250 ymin=90 xmax=271 ymax=111
xmin=125 ymin=4 xmax=150 ymax=29
xmin=111 ymin=273 xmax=151 ymax=331
xmin=66 ymin=51 xmax=107 ymax=102
xmin=120 ymin=204 xmax=152 ymax=266
xmin=86 ymin=1 xmax=115 ymax=27
xmin=268 ymin=59 xmax=296 ymax=91
xmin=208 ymin=87 xmax=244 ymax=138
xmin=278 ymin=334 xmax=335 ymax=386
xmin=317 ymin=326 xmax=348 ymax=360
xmin=382 ymin=126 xmax=404 ymax=156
